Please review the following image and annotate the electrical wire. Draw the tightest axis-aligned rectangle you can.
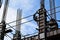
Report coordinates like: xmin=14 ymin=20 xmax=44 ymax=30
xmin=5 ymin=6 xmax=60 ymax=39
xmin=47 ymin=11 xmax=51 ymax=19
xmin=6 ymin=15 xmax=33 ymax=25
xmin=6 ymin=10 xmax=60 ymax=35
xmin=57 ymin=20 xmax=60 ymax=22
xmin=6 ymin=34 xmax=12 ymax=39
xmin=6 ymin=20 xmax=36 ymax=36
xmin=7 ymin=20 xmax=34 ymax=29
xmin=7 ymin=24 xmax=16 ymax=30
xmin=47 ymin=10 xmax=60 ymax=20
xmin=5 ymin=6 xmax=60 ymax=25
xmin=6 ymin=20 xmax=35 ymax=37
xmin=6 ymin=10 xmax=60 ymax=38
xmin=2 ymin=1 xmax=60 ymax=40
xmin=7 ymin=10 xmax=60 ymax=29
xmin=22 ymin=32 xmax=38 ymax=37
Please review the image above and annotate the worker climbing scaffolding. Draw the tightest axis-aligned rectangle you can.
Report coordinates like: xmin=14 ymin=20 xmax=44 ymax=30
xmin=33 ymin=0 xmax=58 ymax=40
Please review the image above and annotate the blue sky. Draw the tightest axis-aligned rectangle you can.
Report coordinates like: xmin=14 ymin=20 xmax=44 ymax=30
xmin=7 ymin=0 xmax=40 ymax=35
xmin=0 ymin=0 xmax=60 ymax=40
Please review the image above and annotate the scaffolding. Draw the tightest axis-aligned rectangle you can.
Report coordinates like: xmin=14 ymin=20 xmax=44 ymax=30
xmin=0 ymin=0 xmax=60 ymax=40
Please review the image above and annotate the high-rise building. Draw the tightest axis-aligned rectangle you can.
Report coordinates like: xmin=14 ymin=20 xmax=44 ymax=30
xmin=13 ymin=9 xmax=22 ymax=40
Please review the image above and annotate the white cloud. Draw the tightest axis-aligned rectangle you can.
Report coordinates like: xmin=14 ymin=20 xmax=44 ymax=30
xmin=22 ymin=19 xmax=37 ymax=28
xmin=9 ymin=0 xmax=34 ymax=10
xmin=18 ymin=0 xmax=33 ymax=10
xmin=0 ymin=4 xmax=17 ymax=40
xmin=0 ymin=0 xmax=38 ymax=39
xmin=6 ymin=7 xmax=17 ymax=23
xmin=0 ymin=4 xmax=4 ymax=22
xmin=21 ymin=19 xmax=38 ymax=35
xmin=1 ymin=4 xmax=37 ymax=37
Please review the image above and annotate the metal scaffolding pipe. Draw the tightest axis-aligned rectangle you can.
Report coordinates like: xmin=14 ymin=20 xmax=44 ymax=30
xmin=0 ymin=0 xmax=9 ymax=40
xmin=13 ymin=9 xmax=22 ymax=40
xmin=2 ymin=0 xmax=9 ymax=21
xmin=49 ymin=0 xmax=56 ymax=20
xmin=40 ymin=0 xmax=45 ymax=8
